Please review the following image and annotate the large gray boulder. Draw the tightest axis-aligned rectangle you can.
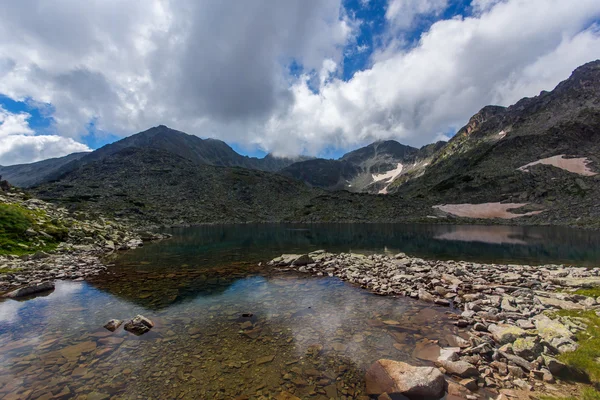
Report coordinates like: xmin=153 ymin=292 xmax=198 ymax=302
xmin=365 ymin=359 xmax=446 ymax=399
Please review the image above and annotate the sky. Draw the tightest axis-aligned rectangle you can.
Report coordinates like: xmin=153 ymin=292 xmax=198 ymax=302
xmin=0 ymin=0 xmax=599 ymax=165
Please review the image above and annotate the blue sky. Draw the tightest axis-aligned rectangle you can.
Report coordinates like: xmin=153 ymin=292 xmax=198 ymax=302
xmin=1 ymin=0 xmax=600 ymax=165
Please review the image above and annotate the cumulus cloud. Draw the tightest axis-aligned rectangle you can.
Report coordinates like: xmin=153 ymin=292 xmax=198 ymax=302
xmin=0 ymin=106 xmax=90 ymax=165
xmin=0 ymin=0 xmax=599 ymax=161
xmin=260 ymin=0 xmax=600 ymax=154
xmin=385 ymin=0 xmax=449 ymax=30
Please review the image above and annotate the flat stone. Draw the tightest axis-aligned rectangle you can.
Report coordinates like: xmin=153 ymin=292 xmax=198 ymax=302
xmin=437 ymin=360 xmax=479 ymax=378
xmin=256 ymin=355 xmax=275 ymax=365
xmin=59 ymin=341 xmax=96 ymax=360
xmin=412 ymin=341 xmax=441 ymax=362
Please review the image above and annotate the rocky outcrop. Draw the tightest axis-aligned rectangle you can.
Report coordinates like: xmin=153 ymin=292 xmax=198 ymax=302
xmin=365 ymin=359 xmax=445 ymax=399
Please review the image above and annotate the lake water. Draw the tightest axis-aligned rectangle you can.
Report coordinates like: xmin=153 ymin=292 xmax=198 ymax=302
xmin=1 ymin=223 xmax=600 ymax=399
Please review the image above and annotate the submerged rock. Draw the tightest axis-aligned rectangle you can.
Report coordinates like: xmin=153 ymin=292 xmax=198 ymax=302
xmin=3 ymin=281 xmax=55 ymax=298
xmin=365 ymin=359 xmax=445 ymax=399
xmin=124 ymin=315 xmax=154 ymax=335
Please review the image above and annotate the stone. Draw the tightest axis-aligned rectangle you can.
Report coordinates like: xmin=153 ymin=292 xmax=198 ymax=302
xmin=542 ymin=355 xmax=566 ymax=376
xmin=418 ymin=289 xmax=435 ymax=303
xmin=436 ymin=360 xmax=479 ymax=378
xmin=275 ymin=392 xmax=301 ymax=400
xmin=365 ymin=359 xmax=445 ymax=399
xmin=59 ymin=341 xmax=97 ymax=361
xmin=256 ymin=355 xmax=275 ymax=365
xmin=412 ymin=341 xmax=441 ymax=362
xmin=535 ymin=296 xmax=584 ymax=310
xmin=123 ymin=315 xmax=154 ymax=336
xmin=3 ymin=281 xmax=55 ymax=298
xmin=438 ymin=347 xmax=461 ymax=362
xmin=533 ymin=315 xmax=578 ymax=353
xmin=460 ymin=378 xmax=478 ymax=391
xmin=488 ymin=324 xmax=527 ymax=345
xmin=103 ymin=319 xmax=122 ymax=332
xmin=515 ymin=319 xmax=535 ymax=329
xmin=512 ymin=337 xmax=543 ymax=361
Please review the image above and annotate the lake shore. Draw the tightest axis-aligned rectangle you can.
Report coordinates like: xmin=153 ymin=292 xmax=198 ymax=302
xmin=268 ymin=251 xmax=600 ymax=399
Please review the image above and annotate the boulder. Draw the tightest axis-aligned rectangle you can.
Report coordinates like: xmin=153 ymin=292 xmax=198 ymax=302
xmin=512 ymin=337 xmax=543 ymax=361
xmin=103 ymin=319 xmax=123 ymax=332
xmin=533 ymin=315 xmax=578 ymax=353
xmin=124 ymin=315 xmax=154 ymax=335
xmin=488 ymin=323 xmax=527 ymax=344
xmin=3 ymin=281 xmax=55 ymax=298
xmin=365 ymin=359 xmax=445 ymax=399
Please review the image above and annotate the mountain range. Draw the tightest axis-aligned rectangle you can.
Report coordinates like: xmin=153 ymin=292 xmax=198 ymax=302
xmin=3 ymin=60 xmax=599 ymax=228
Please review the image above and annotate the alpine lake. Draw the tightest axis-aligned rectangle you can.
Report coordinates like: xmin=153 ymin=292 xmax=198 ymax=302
xmin=2 ymin=223 xmax=600 ymax=400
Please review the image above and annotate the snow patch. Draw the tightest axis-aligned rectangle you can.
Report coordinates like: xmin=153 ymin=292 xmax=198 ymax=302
xmin=371 ymin=163 xmax=404 ymax=194
xmin=433 ymin=203 xmax=544 ymax=219
xmin=518 ymin=155 xmax=597 ymax=176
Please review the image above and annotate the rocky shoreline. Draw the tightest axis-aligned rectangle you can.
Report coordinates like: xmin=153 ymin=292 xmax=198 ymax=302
xmin=0 ymin=189 xmax=169 ymax=295
xmin=268 ymin=251 xmax=600 ymax=399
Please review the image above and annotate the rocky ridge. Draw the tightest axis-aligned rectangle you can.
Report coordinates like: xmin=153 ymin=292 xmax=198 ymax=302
xmin=268 ymin=251 xmax=600 ymax=398
xmin=0 ymin=189 xmax=167 ymax=294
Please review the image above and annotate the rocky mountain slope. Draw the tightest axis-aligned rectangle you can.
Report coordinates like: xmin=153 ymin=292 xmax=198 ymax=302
xmin=21 ymin=61 xmax=600 ymax=229
xmin=280 ymin=140 xmax=446 ymax=192
xmin=387 ymin=60 xmax=600 ymax=227
xmin=33 ymin=147 xmax=323 ymax=227
xmin=0 ymin=152 xmax=88 ymax=188
xmin=1 ymin=125 xmax=309 ymax=188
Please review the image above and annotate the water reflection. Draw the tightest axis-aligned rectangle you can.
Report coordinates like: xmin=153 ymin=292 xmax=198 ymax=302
xmin=114 ymin=223 xmax=600 ymax=268
xmin=0 ymin=277 xmax=461 ymax=399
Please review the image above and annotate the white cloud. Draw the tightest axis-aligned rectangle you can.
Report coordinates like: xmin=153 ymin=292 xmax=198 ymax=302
xmin=0 ymin=107 xmax=34 ymax=137
xmin=0 ymin=0 xmax=599 ymax=162
xmin=385 ymin=0 xmax=449 ymax=30
xmin=0 ymin=106 xmax=90 ymax=165
xmin=257 ymin=0 xmax=600 ymax=154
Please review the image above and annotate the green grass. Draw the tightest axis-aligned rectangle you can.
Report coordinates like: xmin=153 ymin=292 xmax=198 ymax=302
xmin=0 ymin=267 xmax=20 ymax=274
xmin=0 ymin=203 xmax=67 ymax=255
xmin=574 ymin=287 xmax=600 ymax=298
xmin=549 ymin=310 xmax=600 ymax=382
xmin=538 ymin=388 xmax=600 ymax=400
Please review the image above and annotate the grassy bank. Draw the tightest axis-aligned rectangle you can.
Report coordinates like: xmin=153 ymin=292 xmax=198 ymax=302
xmin=0 ymin=203 xmax=67 ymax=255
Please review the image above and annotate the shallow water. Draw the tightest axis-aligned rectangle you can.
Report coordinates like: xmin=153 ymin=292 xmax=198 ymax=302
xmin=2 ymin=223 xmax=600 ymax=399
xmin=0 ymin=277 xmax=460 ymax=399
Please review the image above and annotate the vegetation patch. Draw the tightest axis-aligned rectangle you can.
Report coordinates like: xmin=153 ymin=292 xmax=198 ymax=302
xmin=573 ymin=287 xmax=600 ymax=298
xmin=538 ymin=387 xmax=600 ymax=400
xmin=550 ymin=310 xmax=600 ymax=382
xmin=0 ymin=267 xmax=21 ymax=274
xmin=0 ymin=203 xmax=67 ymax=255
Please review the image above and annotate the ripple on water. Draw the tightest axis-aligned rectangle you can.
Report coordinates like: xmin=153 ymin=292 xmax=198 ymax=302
xmin=0 ymin=273 xmax=466 ymax=399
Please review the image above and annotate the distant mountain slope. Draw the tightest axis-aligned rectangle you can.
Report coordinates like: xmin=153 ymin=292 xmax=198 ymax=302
xmin=2 ymin=125 xmax=308 ymax=188
xmin=387 ymin=60 xmax=600 ymax=227
xmin=33 ymin=147 xmax=321 ymax=226
xmin=0 ymin=152 xmax=88 ymax=188
xmin=281 ymin=140 xmax=446 ymax=192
